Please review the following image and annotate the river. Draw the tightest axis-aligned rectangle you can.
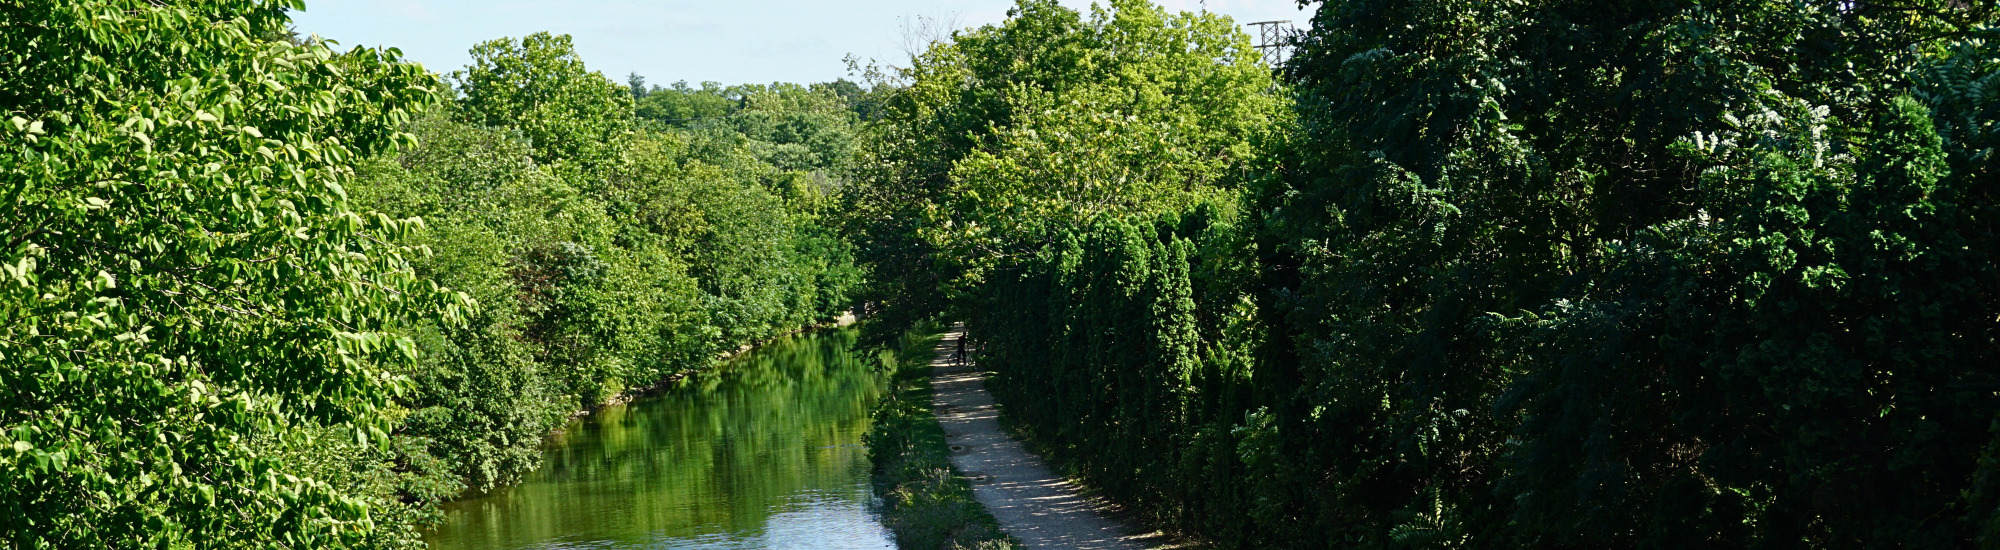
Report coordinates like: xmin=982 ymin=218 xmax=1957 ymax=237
xmin=422 ymin=329 xmax=896 ymax=550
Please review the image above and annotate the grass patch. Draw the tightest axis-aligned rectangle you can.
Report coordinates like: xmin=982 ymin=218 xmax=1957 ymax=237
xmin=864 ymin=322 xmax=1019 ymax=550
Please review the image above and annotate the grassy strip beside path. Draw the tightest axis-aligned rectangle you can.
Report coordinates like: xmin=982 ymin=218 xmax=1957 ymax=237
xmin=864 ymin=323 xmax=1019 ymax=550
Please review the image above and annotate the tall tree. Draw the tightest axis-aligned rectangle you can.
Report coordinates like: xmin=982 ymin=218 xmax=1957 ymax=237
xmin=844 ymin=0 xmax=1282 ymax=338
xmin=452 ymin=32 xmax=632 ymax=165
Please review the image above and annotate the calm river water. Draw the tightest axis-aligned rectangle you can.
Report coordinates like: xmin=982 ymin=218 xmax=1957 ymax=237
xmin=423 ymin=329 xmax=896 ymax=550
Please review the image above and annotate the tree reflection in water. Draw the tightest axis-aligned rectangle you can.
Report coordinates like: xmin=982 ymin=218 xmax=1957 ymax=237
xmin=425 ymin=329 xmax=893 ymax=550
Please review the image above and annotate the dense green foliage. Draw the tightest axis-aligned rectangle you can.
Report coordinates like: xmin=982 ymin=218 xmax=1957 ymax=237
xmin=1255 ymin=2 xmax=2000 ymax=546
xmin=1 ymin=3 xmax=864 ymax=546
xmin=845 ymin=0 xmax=1282 ymax=539
xmin=632 ymin=80 xmax=878 ymax=176
xmin=14 ymin=0 xmax=2000 ymax=547
xmin=453 ymin=33 xmax=631 ymax=167
xmin=841 ymin=0 xmax=1282 ymax=343
xmin=0 ymin=0 xmax=451 ymax=547
xmin=863 ymin=323 xmax=1018 ymax=550
xmin=855 ymin=0 xmax=2000 ymax=548
xmin=346 ymin=31 xmax=866 ymax=523
xmin=970 ymin=206 xmax=1266 ymax=541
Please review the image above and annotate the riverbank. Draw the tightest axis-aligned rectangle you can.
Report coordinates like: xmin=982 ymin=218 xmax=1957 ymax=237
xmin=863 ymin=322 xmax=1019 ymax=550
xmin=558 ymin=313 xmax=862 ymax=429
xmin=424 ymin=328 xmax=896 ymax=549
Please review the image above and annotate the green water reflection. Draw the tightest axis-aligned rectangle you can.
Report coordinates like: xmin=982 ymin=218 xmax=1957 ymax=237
xmin=423 ymin=329 xmax=894 ymax=550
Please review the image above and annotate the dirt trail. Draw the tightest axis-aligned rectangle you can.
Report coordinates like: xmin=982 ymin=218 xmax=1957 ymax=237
xmin=930 ymin=324 xmax=1179 ymax=550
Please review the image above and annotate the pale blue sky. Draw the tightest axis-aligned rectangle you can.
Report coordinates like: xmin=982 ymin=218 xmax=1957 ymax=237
xmin=288 ymin=0 xmax=1316 ymax=86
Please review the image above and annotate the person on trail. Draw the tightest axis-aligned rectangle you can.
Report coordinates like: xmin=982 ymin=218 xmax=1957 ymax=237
xmin=956 ymin=334 xmax=968 ymax=366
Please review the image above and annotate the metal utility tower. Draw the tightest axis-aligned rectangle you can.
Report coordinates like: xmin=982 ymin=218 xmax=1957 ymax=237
xmin=1247 ymin=20 xmax=1297 ymax=68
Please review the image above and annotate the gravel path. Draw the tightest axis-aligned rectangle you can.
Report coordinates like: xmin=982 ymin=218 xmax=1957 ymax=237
xmin=930 ymin=324 xmax=1179 ymax=550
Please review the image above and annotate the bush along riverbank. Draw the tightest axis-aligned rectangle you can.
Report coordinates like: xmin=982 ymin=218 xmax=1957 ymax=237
xmin=863 ymin=322 xmax=1019 ymax=550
